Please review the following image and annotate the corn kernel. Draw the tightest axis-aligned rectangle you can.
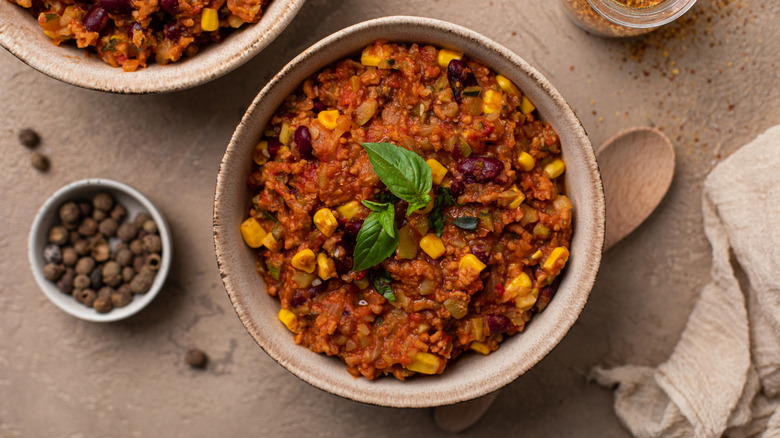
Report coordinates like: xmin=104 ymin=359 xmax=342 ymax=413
xmin=496 ymin=75 xmax=521 ymax=96
xmin=201 ymin=8 xmax=219 ymax=32
xmin=336 ymin=201 xmax=361 ymax=220
xmin=497 ymin=185 xmax=526 ymax=209
xmin=426 ymin=159 xmax=448 ymax=185
xmin=542 ymin=247 xmax=570 ymax=273
xmin=518 ymin=151 xmax=536 ymax=172
xmin=360 ymin=47 xmax=383 ymax=67
xmin=279 ymin=122 xmax=292 ymax=145
xmin=531 ymin=249 xmax=543 ymax=260
xmin=313 ymin=208 xmax=337 ymax=237
xmin=419 ymin=234 xmax=446 ymax=259
xmin=520 ymin=96 xmax=536 ymax=114
xmin=459 ymin=254 xmax=486 ymax=275
xmin=470 ymin=342 xmax=491 ymax=355
xmin=417 ymin=196 xmax=434 ymax=215
xmin=291 ymin=249 xmax=316 ymax=273
xmin=317 ymin=110 xmax=340 ymax=130
xmin=278 ymin=309 xmax=298 ymax=332
xmin=482 ymin=89 xmax=503 ymax=114
xmin=437 ymin=49 xmax=463 ymax=68
xmin=316 ymin=253 xmax=336 ymax=280
xmin=261 ymin=233 xmax=281 ymax=251
xmin=505 ymin=272 xmax=532 ymax=299
xmin=544 ymin=159 xmax=566 ymax=179
xmin=227 ymin=15 xmax=243 ymax=28
xmin=240 ymin=217 xmax=267 ymax=248
xmin=406 ymin=352 xmax=443 ymax=374
xmin=515 ymin=288 xmax=540 ymax=311
xmin=253 ymin=140 xmax=270 ymax=165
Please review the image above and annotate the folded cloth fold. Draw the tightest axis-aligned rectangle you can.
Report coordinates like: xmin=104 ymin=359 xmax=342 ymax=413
xmin=592 ymin=125 xmax=780 ymax=438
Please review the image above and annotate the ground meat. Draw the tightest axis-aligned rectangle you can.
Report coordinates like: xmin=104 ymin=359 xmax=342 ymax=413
xmin=245 ymin=41 xmax=573 ymax=380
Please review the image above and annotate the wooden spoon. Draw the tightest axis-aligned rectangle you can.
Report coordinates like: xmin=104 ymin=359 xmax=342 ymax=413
xmin=433 ymin=126 xmax=675 ymax=433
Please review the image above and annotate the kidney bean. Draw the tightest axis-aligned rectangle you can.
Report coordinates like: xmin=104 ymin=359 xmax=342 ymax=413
xmin=340 ymin=220 xmax=364 ymax=255
xmin=160 ymin=0 xmax=178 ymax=15
xmin=267 ymin=137 xmax=282 ymax=158
xmin=393 ymin=200 xmax=408 ymax=229
xmin=127 ymin=22 xmax=142 ymax=39
xmin=485 ymin=314 xmax=513 ymax=334
xmin=536 ymin=276 xmax=562 ymax=312
xmin=470 ymin=242 xmax=491 ymax=264
xmin=83 ymin=5 xmax=108 ymax=32
xmin=293 ymin=126 xmax=313 ymax=160
xmin=333 ymin=257 xmax=353 ymax=276
xmin=447 ymin=59 xmax=478 ymax=103
xmin=164 ymin=22 xmax=186 ymax=41
xmin=456 ymin=156 xmax=503 ymax=182
xmin=448 ymin=179 xmax=465 ymax=197
xmin=289 ymin=290 xmax=307 ymax=308
xmin=312 ymin=99 xmax=327 ymax=113
xmin=100 ymin=0 xmax=132 ymax=14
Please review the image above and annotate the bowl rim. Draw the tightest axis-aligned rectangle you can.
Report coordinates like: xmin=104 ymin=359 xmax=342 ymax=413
xmin=0 ymin=0 xmax=306 ymax=94
xmin=214 ymin=15 xmax=605 ymax=407
xmin=29 ymin=178 xmax=173 ymax=322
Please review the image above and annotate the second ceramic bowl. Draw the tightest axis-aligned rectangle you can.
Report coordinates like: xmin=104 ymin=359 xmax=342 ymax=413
xmin=214 ymin=16 xmax=605 ymax=408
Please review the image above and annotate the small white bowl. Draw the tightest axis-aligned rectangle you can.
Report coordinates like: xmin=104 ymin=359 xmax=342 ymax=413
xmin=0 ymin=0 xmax=306 ymax=94
xmin=29 ymin=179 xmax=172 ymax=322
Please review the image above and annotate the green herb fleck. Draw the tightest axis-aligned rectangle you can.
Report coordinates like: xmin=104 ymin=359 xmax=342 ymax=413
xmin=102 ymin=37 xmax=118 ymax=53
xmin=453 ymin=216 xmax=479 ymax=231
xmin=361 ymin=142 xmax=432 ymax=215
xmin=387 ymin=59 xmax=395 ymax=66
xmin=263 ymin=211 xmax=278 ymax=222
xmin=43 ymin=13 xmax=58 ymax=22
xmin=266 ymin=262 xmax=281 ymax=281
xmin=372 ymin=269 xmax=396 ymax=302
xmin=429 ymin=187 xmax=458 ymax=237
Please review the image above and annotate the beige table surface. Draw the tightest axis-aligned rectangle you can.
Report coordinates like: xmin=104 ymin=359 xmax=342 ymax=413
xmin=2 ymin=1 xmax=779 ymax=436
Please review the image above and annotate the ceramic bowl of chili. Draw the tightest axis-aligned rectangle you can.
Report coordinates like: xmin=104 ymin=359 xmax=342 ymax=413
xmin=214 ymin=16 xmax=605 ymax=407
xmin=0 ymin=0 xmax=306 ymax=93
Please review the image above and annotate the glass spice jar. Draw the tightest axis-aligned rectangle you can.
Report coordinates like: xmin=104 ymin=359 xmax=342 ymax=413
xmin=560 ymin=0 xmax=697 ymax=38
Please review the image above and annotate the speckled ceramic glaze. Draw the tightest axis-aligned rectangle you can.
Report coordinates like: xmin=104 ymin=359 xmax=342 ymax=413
xmin=0 ymin=0 xmax=306 ymax=94
xmin=29 ymin=179 xmax=172 ymax=322
xmin=214 ymin=16 xmax=605 ymax=408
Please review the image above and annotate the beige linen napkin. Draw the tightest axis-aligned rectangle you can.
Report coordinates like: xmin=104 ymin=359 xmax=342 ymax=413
xmin=591 ymin=125 xmax=780 ymax=438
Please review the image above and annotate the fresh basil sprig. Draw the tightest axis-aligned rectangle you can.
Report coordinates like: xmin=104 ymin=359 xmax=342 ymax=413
xmin=372 ymin=269 xmax=396 ymax=301
xmin=453 ymin=216 xmax=479 ymax=231
xmin=429 ymin=187 xmax=458 ymax=237
xmin=361 ymin=142 xmax=433 ymax=215
xmin=361 ymin=200 xmax=396 ymax=238
xmin=352 ymin=211 xmax=399 ymax=272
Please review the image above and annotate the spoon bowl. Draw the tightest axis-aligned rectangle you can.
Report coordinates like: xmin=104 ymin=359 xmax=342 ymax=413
xmin=433 ymin=126 xmax=675 ymax=432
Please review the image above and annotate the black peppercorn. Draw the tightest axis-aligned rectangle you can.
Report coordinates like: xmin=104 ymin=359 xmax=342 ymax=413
xmin=129 ymin=239 xmax=144 ymax=255
xmin=116 ymin=248 xmax=133 ymax=267
xmin=91 ymin=238 xmax=110 ymax=262
xmin=31 ymin=153 xmax=49 ymax=171
xmin=98 ymin=218 xmax=118 ymax=237
xmin=73 ymin=239 xmax=90 ymax=256
xmin=43 ymin=244 xmax=62 ymax=264
xmin=19 ymin=128 xmax=40 ymax=148
xmin=62 ymin=247 xmax=78 ymax=266
xmin=90 ymin=266 xmax=104 ymax=289
xmin=132 ymin=255 xmax=147 ymax=273
xmin=75 ymin=257 xmax=95 ymax=275
xmin=77 ymin=200 xmax=93 ymax=218
xmin=59 ymin=202 xmax=80 ymax=224
xmin=93 ymin=192 xmax=114 ymax=212
xmin=129 ymin=271 xmax=154 ymax=294
xmin=142 ymin=220 xmax=158 ymax=235
xmin=185 ymin=348 xmax=207 ymax=368
xmin=93 ymin=296 xmax=112 ymax=313
xmin=142 ymin=234 xmax=162 ymax=254
xmin=133 ymin=212 xmax=151 ymax=229
xmin=73 ymin=288 xmax=96 ymax=307
xmin=111 ymin=288 xmax=132 ymax=308
xmin=78 ymin=217 xmax=98 ymax=237
xmin=117 ymin=223 xmax=138 ymax=243
xmin=122 ymin=266 xmax=135 ymax=283
xmin=57 ymin=269 xmax=75 ymax=294
xmin=73 ymin=274 xmax=91 ymax=290
xmin=48 ymin=225 xmax=69 ymax=246
xmin=43 ymin=263 xmax=64 ymax=281
xmin=92 ymin=209 xmax=107 ymax=221
xmin=103 ymin=261 xmax=122 ymax=287
xmin=110 ymin=204 xmax=127 ymax=222
xmin=97 ymin=287 xmax=114 ymax=300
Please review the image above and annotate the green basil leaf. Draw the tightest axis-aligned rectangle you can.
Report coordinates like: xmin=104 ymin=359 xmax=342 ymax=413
xmin=361 ymin=200 xmax=388 ymax=212
xmin=453 ymin=217 xmax=479 ymax=230
xmin=361 ymin=142 xmax=433 ymax=215
xmin=372 ymin=269 xmax=396 ymax=301
xmin=352 ymin=214 xmax=399 ymax=272
xmin=375 ymin=193 xmax=400 ymax=204
xmin=429 ymin=187 xmax=459 ymax=237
